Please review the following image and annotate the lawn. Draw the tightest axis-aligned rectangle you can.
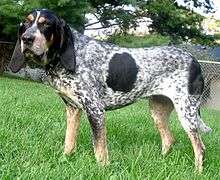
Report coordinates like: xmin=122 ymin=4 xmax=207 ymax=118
xmin=108 ymin=34 xmax=171 ymax=48
xmin=0 ymin=76 xmax=219 ymax=179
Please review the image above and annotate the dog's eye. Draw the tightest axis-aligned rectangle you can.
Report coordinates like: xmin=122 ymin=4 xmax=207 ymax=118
xmin=25 ymin=19 xmax=31 ymax=24
xmin=39 ymin=22 xmax=50 ymax=28
xmin=24 ymin=19 xmax=32 ymax=26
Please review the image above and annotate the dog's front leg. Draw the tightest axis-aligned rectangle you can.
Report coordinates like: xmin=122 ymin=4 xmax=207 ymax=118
xmin=85 ymin=102 xmax=109 ymax=166
xmin=63 ymin=104 xmax=81 ymax=155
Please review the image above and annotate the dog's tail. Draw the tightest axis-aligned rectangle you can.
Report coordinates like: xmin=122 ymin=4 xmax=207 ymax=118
xmin=198 ymin=109 xmax=212 ymax=133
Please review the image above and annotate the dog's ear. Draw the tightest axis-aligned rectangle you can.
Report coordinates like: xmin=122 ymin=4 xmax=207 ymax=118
xmin=9 ymin=24 xmax=25 ymax=73
xmin=59 ymin=19 xmax=76 ymax=72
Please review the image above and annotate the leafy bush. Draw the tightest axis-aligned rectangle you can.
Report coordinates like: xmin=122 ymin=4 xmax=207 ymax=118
xmin=0 ymin=0 xmax=89 ymax=41
xmin=0 ymin=0 xmax=215 ymax=45
xmin=144 ymin=0 xmax=215 ymax=45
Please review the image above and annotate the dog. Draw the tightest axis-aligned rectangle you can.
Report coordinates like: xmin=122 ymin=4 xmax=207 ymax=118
xmin=9 ymin=9 xmax=212 ymax=172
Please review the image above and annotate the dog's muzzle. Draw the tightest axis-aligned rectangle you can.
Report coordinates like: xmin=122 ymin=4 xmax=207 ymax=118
xmin=21 ymin=33 xmax=35 ymax=46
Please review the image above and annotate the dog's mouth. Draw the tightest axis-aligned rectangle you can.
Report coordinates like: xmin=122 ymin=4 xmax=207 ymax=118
xmin=24 ymin=49 xmax=44 ymax=59
xmin=23 ymin=49 xmax=48 ymax=66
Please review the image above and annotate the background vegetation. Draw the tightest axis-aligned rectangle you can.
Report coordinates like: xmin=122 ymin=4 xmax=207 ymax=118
xmin=0 ymin=0 xmax=215 ymax=44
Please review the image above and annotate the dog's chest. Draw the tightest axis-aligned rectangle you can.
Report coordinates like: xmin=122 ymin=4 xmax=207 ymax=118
xmin=49 ymin=75 xmax=83 ymax=109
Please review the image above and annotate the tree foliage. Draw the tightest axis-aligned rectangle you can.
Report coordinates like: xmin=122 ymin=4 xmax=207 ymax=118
xmin=0 ymin=0 xmax=215 ymax=44
xmin=0 ymin=0 xmax=89 ymax=41
xmin=88 ymin=0 xmax=215 ymax=44
xmin=86 ymin=0 xmax=145 ymax=32
xmin=144 ymin=0 xmax=213 ymax=43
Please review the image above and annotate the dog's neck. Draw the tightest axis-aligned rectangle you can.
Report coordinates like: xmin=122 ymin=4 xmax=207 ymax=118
xmin=72 ymin=29 xmax=91 ymax=52
xmin=44 ymin=48 xmax=61 ymax=70
xmin=43 ymin=29 xmax=92 ymax=77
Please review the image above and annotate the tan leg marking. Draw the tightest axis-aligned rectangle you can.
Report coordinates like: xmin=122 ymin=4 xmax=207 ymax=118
xmin=94 ymin=127 xmax=109 ymax=166
xmin=187 ymin=131 xmax=205 ymax=173
xmin=64 ymin=106 xmax=81 ymax=155
xmin=149 ymin=95 xmax=175 ymax=155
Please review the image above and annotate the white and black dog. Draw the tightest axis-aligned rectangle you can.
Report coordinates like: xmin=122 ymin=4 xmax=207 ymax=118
xmin=9 ymin=9 xmax=211 ymax=172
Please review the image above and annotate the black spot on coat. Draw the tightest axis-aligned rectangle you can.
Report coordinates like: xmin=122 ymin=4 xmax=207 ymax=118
xmin=188 ymin=59 xmax=204 ymax=95
xmin=106 ymin=52 xmax=139 ymax=92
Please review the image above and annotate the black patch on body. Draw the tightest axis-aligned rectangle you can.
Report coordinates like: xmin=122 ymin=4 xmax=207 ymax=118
xmin=188 ymin=59 xmax=204 ymax=95
xmin=106 ymin=52 xmax=139 ymax=92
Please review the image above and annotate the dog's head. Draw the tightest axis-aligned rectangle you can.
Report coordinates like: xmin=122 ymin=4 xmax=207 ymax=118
xmin=9 ymin=9 xmax=76 ymax=73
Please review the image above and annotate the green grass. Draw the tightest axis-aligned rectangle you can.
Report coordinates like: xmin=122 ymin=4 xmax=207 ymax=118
xmin=0 ymin=76 xmax=219 ymax=179
xmin=108 ymin=34 xmax=171 ymax=48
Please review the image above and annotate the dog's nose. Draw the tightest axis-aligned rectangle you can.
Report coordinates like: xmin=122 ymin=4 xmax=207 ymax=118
xmin=21 ymin=34 xmax=35 ymax=45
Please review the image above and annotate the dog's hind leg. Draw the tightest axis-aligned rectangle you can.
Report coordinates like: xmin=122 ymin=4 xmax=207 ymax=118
xmin=198 ymin=110 xmax=212 ymax=133
xmin=173 ymin=95 xmax=205 ymax=173
xmin=187 ymin=130 xmax=205 ymax=173
xmin=149 ymin=95 xmax=175 ymax=155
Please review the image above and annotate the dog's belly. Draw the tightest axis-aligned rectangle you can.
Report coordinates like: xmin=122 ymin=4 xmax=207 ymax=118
xmin=104 ymin=97 xmax=136 ymax=110
xmin=102 ymin=87 xmax=148 ymax=110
